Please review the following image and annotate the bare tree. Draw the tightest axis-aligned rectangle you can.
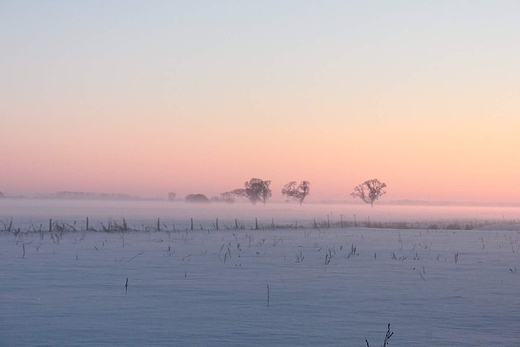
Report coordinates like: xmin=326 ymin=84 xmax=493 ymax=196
xmin=234 ymin=178 xmax=272 ymax=205
xmin=351 ymin=179 xmax=386 ymax=207
xmin=281 ymin=181 xmax=310 ymax=205
xmin=167 ymin=192 xmax=176 ymax=201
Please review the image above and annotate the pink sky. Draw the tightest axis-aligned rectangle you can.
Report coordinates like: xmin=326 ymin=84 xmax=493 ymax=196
xmin=1 ymin=2 xmax=519 ymax=203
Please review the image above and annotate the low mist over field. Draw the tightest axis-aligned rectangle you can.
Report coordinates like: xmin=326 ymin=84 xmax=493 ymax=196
xmin=2 ymin=198 xmax=520 ymax=230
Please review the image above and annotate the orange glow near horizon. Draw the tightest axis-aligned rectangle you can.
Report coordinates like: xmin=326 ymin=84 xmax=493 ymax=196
xmin=3 ymin=104 xmax=519 ymax=203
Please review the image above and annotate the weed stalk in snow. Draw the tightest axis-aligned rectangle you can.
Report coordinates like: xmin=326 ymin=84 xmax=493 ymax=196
xmin=366 ymin=323 xmax=393 ymax=347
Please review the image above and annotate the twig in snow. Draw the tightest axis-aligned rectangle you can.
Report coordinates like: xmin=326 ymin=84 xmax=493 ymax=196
xmin=129 ymin=251 xmax=144 ymax=261
xmin=366 ymin=323 xmax=393 ymax=347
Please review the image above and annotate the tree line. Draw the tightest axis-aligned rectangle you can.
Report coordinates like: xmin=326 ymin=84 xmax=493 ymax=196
xmin=178 ymin=178 xmax=386 ymax=207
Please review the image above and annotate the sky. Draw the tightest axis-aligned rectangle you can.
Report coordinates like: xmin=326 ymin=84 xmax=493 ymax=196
xmin=1 ymin=1 xmax=519 ymax=203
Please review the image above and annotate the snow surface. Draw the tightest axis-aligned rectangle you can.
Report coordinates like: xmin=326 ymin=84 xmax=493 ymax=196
xmin=1 ymin=200 xmax=519 ymax=346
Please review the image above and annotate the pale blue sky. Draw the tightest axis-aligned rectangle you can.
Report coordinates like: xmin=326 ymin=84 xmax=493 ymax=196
xmin=3 ymin=1 xmax=518 ymax=125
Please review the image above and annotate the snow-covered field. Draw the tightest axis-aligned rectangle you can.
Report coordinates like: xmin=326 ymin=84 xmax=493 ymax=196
xmin=1 ymin=200 xmax=519 ymax=346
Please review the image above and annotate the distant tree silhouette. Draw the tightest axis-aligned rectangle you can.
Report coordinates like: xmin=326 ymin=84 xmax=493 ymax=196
xmin=185 ymin=194 xmax=210 ymax=203
xmin=219 ymin=191 xmax=235 ymax=203
xmin=351 ymin=179 xmax=387 ymax=207
xmin=0 ymin=191 xmax=4 ymax=198
xmin=210 ymin=192 xmax=235 ymax=204
xmin=281 ymin=181 xmax=310 ymax=205
xmin=233 ymin=178 xmax=272 ymax=205
xmin=168 ymin=192 xmax=177 ymax=201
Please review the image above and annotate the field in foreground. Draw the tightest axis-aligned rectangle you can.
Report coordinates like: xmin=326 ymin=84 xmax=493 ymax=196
xmin=1 ymin=219 xmax=519 ymax=346
xmin=1 ymin=200 xmax=519 ymax=346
